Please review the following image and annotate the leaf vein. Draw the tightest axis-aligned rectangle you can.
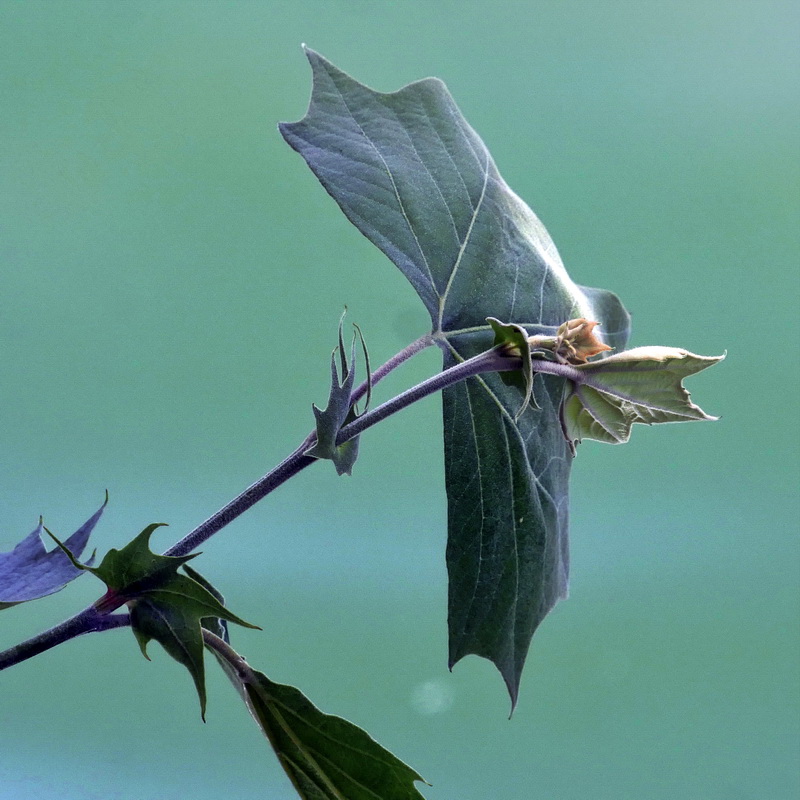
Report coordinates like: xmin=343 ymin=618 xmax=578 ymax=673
xmin=437 ymin=154 xmax=490 ymax=331
xmin=326 ymin=80 xmax=438 ymax=295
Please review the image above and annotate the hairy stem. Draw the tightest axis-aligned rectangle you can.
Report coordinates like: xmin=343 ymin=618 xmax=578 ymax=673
xmin=165 ymin=332 xmax=434 ymax=558
xmin=0 ymin=609 xmax=129 ymax=670
xmin=338 ymin=347 xmax=521 ymax=442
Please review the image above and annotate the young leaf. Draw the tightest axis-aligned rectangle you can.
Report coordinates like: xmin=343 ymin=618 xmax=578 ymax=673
xmin=306 ymin=311 xmax=371 ymax=476
xmin=562 ymin=347 xmax=724 ymax=445
xmin=0 ymin=494 xmax=105 ymax=608
xmin=486 ymin=316 xmax=539 ymax=418
xmin=208 ymin=635 xmax=428 ymax=799
xmin=51 ymin=524 xmax=259 ymax=719
xmin=281 ymin=49 xmax=630 ymax=704
xmin=129 ymin=568 xmax=258 ymax=720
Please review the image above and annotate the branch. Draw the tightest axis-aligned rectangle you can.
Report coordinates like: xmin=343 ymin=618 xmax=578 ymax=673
xmin=0 ymin=609 xmax=129 ymax=670
xmin=0 ymin=334 xmax=433 ymax=670
xmin=164 ymin=332 xmax=434 ymax=557
xmin=337 ymin=347 xmax=523 ymax=442
xmin=0 ymin=336 xmax=578 ymax=672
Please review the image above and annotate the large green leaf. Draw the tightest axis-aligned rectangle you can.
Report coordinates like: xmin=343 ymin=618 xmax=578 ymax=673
xmin=280 ymin=49 xmax=630 ymax=703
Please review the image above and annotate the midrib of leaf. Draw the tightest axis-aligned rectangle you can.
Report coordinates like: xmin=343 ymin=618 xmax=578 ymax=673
xmin=144 ymin=601 xmax=194 ymax=663
xmin=269 ymin=693 xmax=396 ymax=768
xmin=580 ymin=375 xmax=706 ymax=416
xmin=328 ymin=79 xmax=437 ymax=296
xmin=443 ymin=337 xmax=563 ymax=514
xmin=147 ymin=586 xmax=233 ymax=616
xmin=264 ymin=691 xmax=405 ymax=800
xmin=436 ymin=157 xmax=490 ymax=333
xmin=264 ymin=697 xmax=348 ymax=800
xmin=575 ymin=387 xmax=620 ymax=441
xmin=328 ymin=58 xmax=497 ymax=342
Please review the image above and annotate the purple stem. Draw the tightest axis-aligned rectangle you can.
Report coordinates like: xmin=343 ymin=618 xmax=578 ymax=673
xmin=0 ymin=338 xmax=581 ymax=672
xmin=0 ymin=334 xmax=434 ymax=669
xmin=0 ymin=609 xmax=129 ymax=670
xmin=164 ymin=333 xmax=434 ymax=558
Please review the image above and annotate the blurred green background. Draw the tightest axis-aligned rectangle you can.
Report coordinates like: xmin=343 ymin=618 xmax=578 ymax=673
xmin=1 ymin=1 xmax=797 ymax=798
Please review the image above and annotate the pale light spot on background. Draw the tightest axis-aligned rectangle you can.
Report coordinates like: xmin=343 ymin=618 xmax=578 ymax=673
xmin=410 ymin=678 xmax=455 ymax=716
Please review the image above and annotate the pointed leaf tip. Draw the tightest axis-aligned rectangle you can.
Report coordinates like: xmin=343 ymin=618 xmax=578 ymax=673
xmin=208 ymin=636 xmax=428 ymax=799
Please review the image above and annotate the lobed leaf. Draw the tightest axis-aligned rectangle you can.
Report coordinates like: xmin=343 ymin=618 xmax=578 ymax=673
xmin=130 ymin=565 xmax=258 ymax=720
xmin=50 ymin=524 xmax=258 ymax=719
xmin=86 ymin=523 xmax=195 ymax=597
xmin=281 ymin=49 xmax=630 ymax=703
xmin=563 ymin=347 xmax=724 ymax=445
xmin=0 ymin=494 xmax=105 ymax=608
xmin=306 ymin=311 xmax=370 ymax=476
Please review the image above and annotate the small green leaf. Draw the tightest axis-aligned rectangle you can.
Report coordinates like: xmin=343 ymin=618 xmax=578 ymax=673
xmin=129 ymin=568 xmax=258 ymax=719
xmin=487 ymin=316 xmax=539 ymax=417
xmin=209 ymin=638 xmax=427 ymax=799
xmin=50 ymin=524 xmax=259 ymax=719
xmin=306 ymin=311 xmax=371 ymax=476
xmin=563 ymin=347 xmax=724 ymax=445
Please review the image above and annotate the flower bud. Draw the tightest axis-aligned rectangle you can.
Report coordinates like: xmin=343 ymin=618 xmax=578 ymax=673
xmin=553 ymin=318 xmax=612 ymax=364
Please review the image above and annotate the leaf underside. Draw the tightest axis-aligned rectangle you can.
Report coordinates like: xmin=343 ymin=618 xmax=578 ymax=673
xmin=564 ymin=347 xmax=724 ymax=445
xmin=281 ymin=48 xmax=630 ymax=704
xmin=0 ymin=495 xmax=105 ymax=606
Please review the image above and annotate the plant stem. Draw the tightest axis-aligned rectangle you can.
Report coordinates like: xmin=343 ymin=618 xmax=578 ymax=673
xmin=165 ymin=332 xmax=434 ymax=558
xmin=0 ymin=334 xmax=434 ymax=669
xmin=0 ymin=609 xmax=129 ymax=670
xmin=337 ymin=347 xmax=521 ymax=442
xmin=202 ymin=628 xmax=253 ymax=681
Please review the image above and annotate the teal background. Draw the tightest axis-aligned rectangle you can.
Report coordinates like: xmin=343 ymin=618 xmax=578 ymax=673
xmin=1 ymin=2 xmax=797 ymax=798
